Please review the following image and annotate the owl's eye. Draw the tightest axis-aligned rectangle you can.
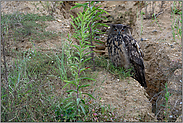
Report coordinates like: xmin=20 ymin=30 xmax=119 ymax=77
xmin=121 ymin=29 xmax=125 ymax=32
xmin=114 ymin=29 xmax=117 ymax=31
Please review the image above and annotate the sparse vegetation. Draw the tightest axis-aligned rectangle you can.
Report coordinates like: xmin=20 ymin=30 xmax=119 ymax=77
xmin=138 ymin=1 xmax=182 ymax=122
xmin=1 ymin=12 xmax=57 ymax=42
xmin=171 ymin=1 xmax=182 ymax=45
xmin=1 ymin=1 xmax=182 ymax=122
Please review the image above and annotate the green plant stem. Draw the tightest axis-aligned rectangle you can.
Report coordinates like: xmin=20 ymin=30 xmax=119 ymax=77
xmin=76 ymin=85 xmax=79 ymax=121
xmin=76 ymin=66 xmax=81 ymax=120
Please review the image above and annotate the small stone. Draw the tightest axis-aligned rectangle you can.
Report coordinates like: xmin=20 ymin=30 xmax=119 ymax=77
xmin=152 ymin=30 xmax=157 ymax=33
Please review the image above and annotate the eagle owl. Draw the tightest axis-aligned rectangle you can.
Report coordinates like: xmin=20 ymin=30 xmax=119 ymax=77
xmin=107 ymin=24 xmax=147 ymax=88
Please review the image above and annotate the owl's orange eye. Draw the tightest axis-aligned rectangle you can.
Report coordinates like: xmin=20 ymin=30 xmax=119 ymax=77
xmin=121 ymin=29 xmax=124 ymax=32
xmin=114 ymin=29 xmax=117 ymax=31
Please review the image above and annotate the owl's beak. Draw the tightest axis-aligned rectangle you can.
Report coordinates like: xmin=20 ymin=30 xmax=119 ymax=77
xmin=118 ymin=32 xmax=121 ymax=35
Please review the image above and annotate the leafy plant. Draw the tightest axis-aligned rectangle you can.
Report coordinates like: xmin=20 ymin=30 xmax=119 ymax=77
xmin=60 ymin=5 xmax=97 ymax=121
xmin=70 ymin=1 xmax=109 ymax=71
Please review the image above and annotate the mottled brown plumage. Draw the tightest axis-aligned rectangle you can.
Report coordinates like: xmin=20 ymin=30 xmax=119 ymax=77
xmin=107 ymin=24 xmax=147 ymax=88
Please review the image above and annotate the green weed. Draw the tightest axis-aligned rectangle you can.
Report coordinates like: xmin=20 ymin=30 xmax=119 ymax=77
xmin=171 ymin=1 xmax=182 ymax=44
xmin=70 ymin=1 xmax=109 ymax=71
xmin=1 ymin=49 xmax=65 ymax=121
xmin=60 ymin=5 xmax=97 ymax=121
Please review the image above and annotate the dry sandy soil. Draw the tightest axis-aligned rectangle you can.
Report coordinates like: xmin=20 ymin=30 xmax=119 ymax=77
xmin=1 ymin=1 xmax=182 ymax=122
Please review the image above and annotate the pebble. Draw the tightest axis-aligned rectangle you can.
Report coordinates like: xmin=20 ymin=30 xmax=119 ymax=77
xmin=57 ymin=19 xmax=62 ymax=22
xmin=141 ymin=38 xmax=149 ymax=41
xmin=152 ymin=30 xmax=157 ymax=33
xmin=170 ymin=44 xmax=174 ymax=48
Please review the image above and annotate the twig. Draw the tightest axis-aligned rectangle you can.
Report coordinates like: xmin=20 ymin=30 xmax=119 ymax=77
xmin=149 ymin=89 xmax=164 ymax=102
xmin=154 ymin=108 xmax=163 ymax=120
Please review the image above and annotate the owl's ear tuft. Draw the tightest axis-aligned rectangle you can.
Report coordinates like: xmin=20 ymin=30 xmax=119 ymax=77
xmin=110 ymin=24 xmax=115 ymax=28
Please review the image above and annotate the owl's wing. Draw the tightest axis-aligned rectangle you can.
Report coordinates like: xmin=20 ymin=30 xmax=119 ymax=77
xmin=123 ymin=35 xmax=147 ymax=88
xmin=124 ymin=36 xmax=144 ymax=67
